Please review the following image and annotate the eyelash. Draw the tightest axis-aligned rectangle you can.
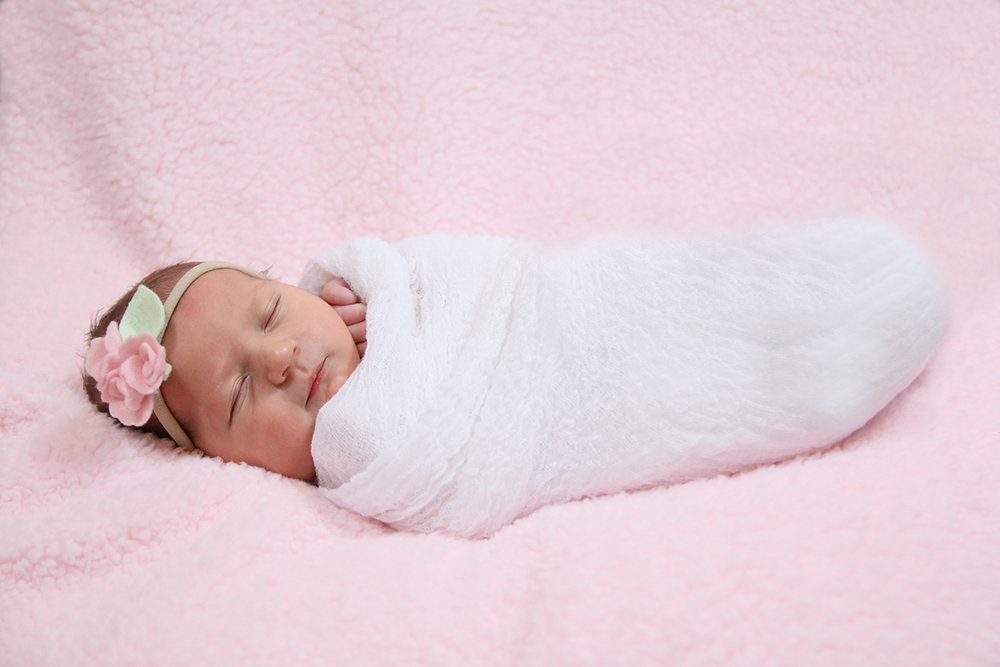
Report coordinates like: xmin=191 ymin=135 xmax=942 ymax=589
xmin=263 ymin=297 xmax=280 ymax=331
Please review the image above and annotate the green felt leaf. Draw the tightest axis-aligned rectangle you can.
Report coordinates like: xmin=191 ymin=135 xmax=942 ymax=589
xmin=119 ymin=285 xmax=166 ymax=339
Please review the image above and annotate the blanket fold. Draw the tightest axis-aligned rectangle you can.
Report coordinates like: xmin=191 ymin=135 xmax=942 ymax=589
xmin=300 ymin=218 xmax=946 ymax=538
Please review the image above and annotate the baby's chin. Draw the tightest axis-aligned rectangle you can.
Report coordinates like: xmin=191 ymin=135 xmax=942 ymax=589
xmin=304 ymin=360 xmax=356 ymax=484
xmin=294 ymin=463 xmax=318 ymax=485
xmin=273 ymin=448 xmax=318 ymax=483
xmin=324 ymin=365 xmax=356 ymax=405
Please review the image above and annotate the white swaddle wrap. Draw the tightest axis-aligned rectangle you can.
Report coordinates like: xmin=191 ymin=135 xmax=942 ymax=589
xmin=299 ymin=219 xmax=946 ymax=538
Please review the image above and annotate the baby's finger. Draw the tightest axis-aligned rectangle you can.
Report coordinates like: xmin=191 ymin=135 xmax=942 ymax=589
xmin=321 ymin=278 xmax=359 ymax=306
xmin=356 ymin=340 xmax=367 ymax=357
xmin=332 ymin=302 xmax=367 ymax=327
xmin=347 ymin=320 xmax=367 ymax=345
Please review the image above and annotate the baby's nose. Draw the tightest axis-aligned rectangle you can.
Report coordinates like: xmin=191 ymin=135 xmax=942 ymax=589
xmin=263 ymin=338 xmax=297 ymax=385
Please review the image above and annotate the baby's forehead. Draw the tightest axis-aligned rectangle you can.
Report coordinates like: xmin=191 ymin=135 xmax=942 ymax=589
xmin=192 ymin=268 xmax=267 ymax=299
xmin=167 ymin=270 xmax=258 ymax=334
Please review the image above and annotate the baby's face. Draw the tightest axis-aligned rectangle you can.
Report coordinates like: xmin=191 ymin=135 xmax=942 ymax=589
xmin=160 ymin=269 xmax=360 ymax=481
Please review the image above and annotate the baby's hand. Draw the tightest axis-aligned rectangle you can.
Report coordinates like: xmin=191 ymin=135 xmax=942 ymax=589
xmin=321 ymin=278 xmax=367 ymax=357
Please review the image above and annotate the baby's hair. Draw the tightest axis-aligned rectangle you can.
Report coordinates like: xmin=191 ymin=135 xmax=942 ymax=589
xmin=83 ymin=261 xmax=201 ymax=438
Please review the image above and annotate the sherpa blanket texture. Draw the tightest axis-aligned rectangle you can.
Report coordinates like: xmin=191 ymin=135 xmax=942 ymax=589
xmin=303 ymin=222 xmax=945 ymax=537
xmin=2 ymin=0 xmax=999 ymax=665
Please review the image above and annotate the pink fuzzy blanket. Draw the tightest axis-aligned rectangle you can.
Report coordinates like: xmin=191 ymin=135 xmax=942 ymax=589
xmin=2 ymin=1 xmax=998 ymax=664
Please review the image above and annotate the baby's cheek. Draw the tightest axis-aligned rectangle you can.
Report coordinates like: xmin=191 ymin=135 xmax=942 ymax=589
xmin=263 ymin=412 xmax=316 ymax=478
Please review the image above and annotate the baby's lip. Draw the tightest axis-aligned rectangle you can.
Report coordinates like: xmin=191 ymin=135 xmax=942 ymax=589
xmin=307 ymin=359 xmax=326 ymax=407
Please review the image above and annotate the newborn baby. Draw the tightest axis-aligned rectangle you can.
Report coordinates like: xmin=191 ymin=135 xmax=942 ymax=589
xmin=85 ymin=217 xmax=947 ymax=538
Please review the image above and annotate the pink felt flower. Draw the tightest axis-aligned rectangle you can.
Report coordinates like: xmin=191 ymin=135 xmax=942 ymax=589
xmin=118 ymin=333 xmax=168 ymax=395
xmin=85 ymin=322 xmax=169 ymax=426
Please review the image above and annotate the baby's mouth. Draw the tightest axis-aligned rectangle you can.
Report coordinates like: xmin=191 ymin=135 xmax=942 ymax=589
xmin=307 ymin=359 xmax=326 ymax=407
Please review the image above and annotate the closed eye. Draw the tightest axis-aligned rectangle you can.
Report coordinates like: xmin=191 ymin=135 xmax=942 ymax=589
xmin=262 ymin=296 xmax=281 ymax=331
xmin=229 ymin=376 xmax=248 ymax=427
